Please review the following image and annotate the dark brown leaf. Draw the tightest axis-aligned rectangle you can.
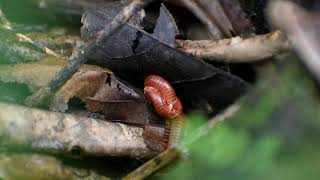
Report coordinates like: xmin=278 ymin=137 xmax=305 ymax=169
xmin=81 ymin=6 xmax=249 ymax=114
xmin=152 ymin=4 xmax=179 ymax=47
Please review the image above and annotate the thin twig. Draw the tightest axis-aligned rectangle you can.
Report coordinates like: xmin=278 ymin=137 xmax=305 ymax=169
xmin=25 ymin=42 xmax=86 ymax=106
xmin=26 ymin=0 xmax=155 ymax=107
xmin=195 ymin=0 xmax=233 ymax=37
xmin=16 ymin=33 xmax=62 ymax=58
xmin=178 ymin=0 xmax=223 ymax=40
xmin=177 ymin=31 xmax=291 ymax=63
xmin=123 ymin=148 xmax=181 ymax=180
xmin=185 ymin=103 xmax=240 ymax=146
xmin=96 ymin=0 xmax=156 ymax=44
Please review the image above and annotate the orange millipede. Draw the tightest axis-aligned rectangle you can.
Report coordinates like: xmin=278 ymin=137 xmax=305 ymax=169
xmin=144 ymin=75 xmax=182 ymax=118
xmin=144 ymin=75 xmax=185 ymax=149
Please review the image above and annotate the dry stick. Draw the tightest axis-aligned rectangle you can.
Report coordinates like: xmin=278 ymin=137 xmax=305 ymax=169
xmin=269 ymin=1 xmax=320 ymax=83
xmin=96 ymin=0 xmax=155 ymax=44
xmin=0 ymin=102 xmax=155 ymax=158
xmin=25 ymin=0 xmax=155 ymax=106
xmin=196 ymin=0 xmax=233 ymax=37
xmin=177 ymin=31 xmax=291 ymax=63
xmin=179 ymin=0 xmax=222 ymax=40
xmin=123 ymin=104 xmax=239 ymax=180
xmin=122 ymin=148 xmax=181 ymax=180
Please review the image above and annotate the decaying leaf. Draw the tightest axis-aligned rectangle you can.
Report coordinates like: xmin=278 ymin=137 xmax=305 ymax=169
xmin=51 ymin=67 xmax=163 ymax=126
xmin=50 ymin=68 xmax=113 ymax=112
xmin=0 ymin=57 xmax=163 ymax=126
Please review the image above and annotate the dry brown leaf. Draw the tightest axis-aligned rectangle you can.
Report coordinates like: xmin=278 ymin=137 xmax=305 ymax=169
xmin=51 ymin=67 xmax=162 ymax=126
xmin=50 ymin=68 xmax=111 ymax=112
xmin=0 ymin=56 xmax=163 ymax=127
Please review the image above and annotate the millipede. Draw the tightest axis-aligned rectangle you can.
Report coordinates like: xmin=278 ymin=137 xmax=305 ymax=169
xmin=144 ymin=75 xmax=185 ymax=149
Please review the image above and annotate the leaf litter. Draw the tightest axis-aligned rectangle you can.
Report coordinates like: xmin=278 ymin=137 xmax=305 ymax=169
xmin=0 ymin=0 xmax=297 ymax=179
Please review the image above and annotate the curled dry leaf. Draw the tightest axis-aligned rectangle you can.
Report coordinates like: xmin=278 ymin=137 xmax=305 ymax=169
xmin=52 ymin=68 xmax=162 ymax=126
xmin=0 ymin=57 xmax=163 ymax=127
xmin=0 ymin=59 xmax=167 ymax=154
xmin=50 ymin=68 xmax=113 ymax=112
xmin=0 ymin=102 xmax=156 ymax=158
